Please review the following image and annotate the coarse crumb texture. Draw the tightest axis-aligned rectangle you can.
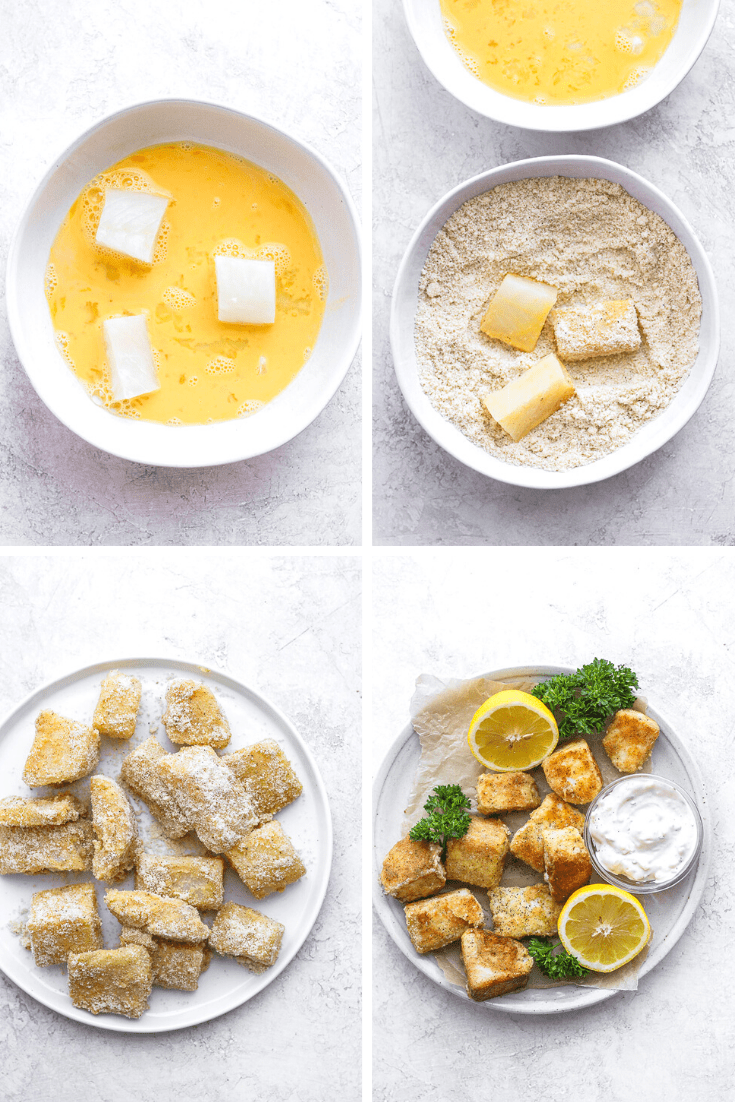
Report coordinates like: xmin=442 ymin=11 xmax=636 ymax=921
xmin=135 ymin=852 xmax=224 ymax=910
xmin=151 ymin=939 xmax=207 ymax=991
xmin=27 ymin=883 xmax=103 ymax=966
xmin=380 ymin=837 xmax=446 ymax=903
xmin=209 ymin=901 xmax=284 ymax=973
xmin=22 ymin=711 xmax=100 ymax=787
xmin=227 ymin=820 xmax=306 ymax=899
xmin=163 ymin=680 xmax=231 ymax=749
xmin=105 ymin=889 xmax=210 ymax=943
xmin=155 ymin=746 xmax=257 ymax=853
xmin=120 ymin=737 xmax=191 ymax=839
xmin=90 ymin=775 xmax=141 ymax=883
xmin=0 ymin=793 xmax=86 ymax=827
xmin=68 ymin=945 xmax=152 ymax=1018
xmin=119 ymin=925 xmax=157 ymax=950
xmin=0 ymin=820 xmax=94 ymax=874
xmin=487 ymin=884 xmax=562 ymax=938
xmin=93 ymin=671 xmax=142 ymax=740
xmin=510 ymin=793 xmax=586 ymax=873
xmin=403 ymin=888 xmax=485 ymax=954
xmin=222 ymin=739 xmax=303 ymax=820
xmin=415 ymin=177 xmax=701 ymax=471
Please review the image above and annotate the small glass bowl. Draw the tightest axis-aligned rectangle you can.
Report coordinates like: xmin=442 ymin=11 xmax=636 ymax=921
xmin=584 ymin=774 xmax=703 ymax=895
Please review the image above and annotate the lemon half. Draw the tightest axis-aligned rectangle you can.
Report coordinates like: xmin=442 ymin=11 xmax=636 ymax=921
xmin=467 ymin=689 xmax=558 ymax=771
xmin=558 ymin=884 xmax=651 ymax=973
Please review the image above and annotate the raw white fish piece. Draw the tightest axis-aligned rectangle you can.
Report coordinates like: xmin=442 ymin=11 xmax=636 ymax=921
xmin=103 ymin=315 xmax=160 ymax=402
xmin=215 ymin=255 xmax=276 ymax=325
xmin=96 ymin=189 xmax=169 ymax=265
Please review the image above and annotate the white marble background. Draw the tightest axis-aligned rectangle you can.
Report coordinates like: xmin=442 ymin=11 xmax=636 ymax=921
xmin=0 ymin=551 xmax=361 ymax=1100
xmin=372 ymin=549 xmax=735 ymax=1100
xmin=373 ymin=0 xmax=735 ymax=545
xmin=0 ymin=0 xmax=361 ymax=546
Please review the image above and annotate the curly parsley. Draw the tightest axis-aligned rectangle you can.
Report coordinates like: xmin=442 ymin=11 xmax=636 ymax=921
xmin=531 ymin=658 xmax=639 ymax=742
xmin=409 ymin=784 xmax=471 ymax=859
xmin=527 ymin=938 xmax=589 ymax=980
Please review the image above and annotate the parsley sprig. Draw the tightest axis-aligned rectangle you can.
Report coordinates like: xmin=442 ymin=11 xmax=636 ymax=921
xmin=527 ymin=938 xmax=589 ymax=980
xmin=531 ymin=658 xmax=639 ymax=742
xmin=409 ymin=784 xmax=471 ymax=859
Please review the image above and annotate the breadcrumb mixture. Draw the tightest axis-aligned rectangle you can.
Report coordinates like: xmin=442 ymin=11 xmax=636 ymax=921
xmin=415 ymin=177 xmax=702 ymax=472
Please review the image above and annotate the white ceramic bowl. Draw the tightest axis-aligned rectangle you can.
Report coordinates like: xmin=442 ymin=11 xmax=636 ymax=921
xmin=6 ymin=99 xmax=361 ymax=468
xmin=391 ymin=155 xmax=719 ymax=490
xmin=403 ymin=0 xmax=720 ymax=131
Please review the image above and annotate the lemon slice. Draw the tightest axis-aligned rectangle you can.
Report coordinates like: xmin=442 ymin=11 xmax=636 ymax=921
xmin=467 ymin=689 xmax=558 ymax=771
xmin=558 ymin=884 xmax=651 ymax=972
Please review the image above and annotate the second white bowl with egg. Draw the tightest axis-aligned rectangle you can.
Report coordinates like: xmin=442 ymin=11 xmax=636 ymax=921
xmin=403 ymin=0 xmax=720 ymax=131
xmin=390 ymin=155 xmax=719 ymax=490
xmin=7 ymin=99 xmax=361 ymax=468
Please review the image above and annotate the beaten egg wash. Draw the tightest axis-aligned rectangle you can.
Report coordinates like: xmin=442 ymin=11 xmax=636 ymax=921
xmin=46 ymin=143 xmax=327 ymax=425
xmin=440 ymin=0 xmax=682 ymax=105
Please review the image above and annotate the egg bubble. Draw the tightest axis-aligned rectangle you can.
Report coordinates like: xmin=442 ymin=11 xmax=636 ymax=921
xmin=45 ymin=264 xmax=58 ymax=297
xmin=162 ymin=287 xmax=196 ymax=311
xmin=206 ymin=356 xmax=236 ymax=375
xmin=237 ymin=399 xmax=265 ymax=417
xmin=312 ymin=266 xmax=328 ymax=301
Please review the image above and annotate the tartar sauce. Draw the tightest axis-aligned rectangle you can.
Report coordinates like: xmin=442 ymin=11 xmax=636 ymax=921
xmin=588 ymin=776 xmax=698 ymax=884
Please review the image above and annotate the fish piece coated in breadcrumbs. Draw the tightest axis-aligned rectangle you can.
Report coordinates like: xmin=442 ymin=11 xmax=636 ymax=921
xmin=380 ymin=836 xmax=446 ymax=903
xmin=445 ymin=816 xmax=510 ymax=889
xmin=510 ymin=794 xmax=585 ymax=873
xmin=461 ymin=929 xmax=533 ymax=1001
xmin=542 ymin=739 xmax=603 ymax=805
xmin=602 ymin=709 xmax=659 ymax=773
xmin=476 ymin=771 xmax=541 ymax=816
xmin=542 ymin=826 xmax=592 ymax=903
xmin=487 ymin=884 xmax=562 ymax=938
xmin=404 ymin=888 xmax=484 ymax=954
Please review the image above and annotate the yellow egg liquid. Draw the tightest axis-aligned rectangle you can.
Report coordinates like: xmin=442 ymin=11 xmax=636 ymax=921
xmin=46 ymin=142 xmax=327 ymax=425
xmin=440 ymin=0 xmax=682 ymax=105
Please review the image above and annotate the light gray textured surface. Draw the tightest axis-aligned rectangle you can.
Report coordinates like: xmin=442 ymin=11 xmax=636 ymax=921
xmin=0 ymin=552 xmax=361 ymax=1100
xmin=0 ymin=0 xmax=361 ymax=546
xmin=373 ymin=0 xmax=734 ymax=545
xmin=372 ymin=549 xmax=735 ymax=1100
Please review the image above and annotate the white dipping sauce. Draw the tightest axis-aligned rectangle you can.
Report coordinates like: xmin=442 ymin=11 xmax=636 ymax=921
xmin=589 ymin=777 xmax=698 ymax=883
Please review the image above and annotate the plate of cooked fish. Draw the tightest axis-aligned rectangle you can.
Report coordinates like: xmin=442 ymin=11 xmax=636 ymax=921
xmin=0 ymin=657 xmax=332 ymax=1031
xmin=373 ymin=663 xmax=711 ymax=1013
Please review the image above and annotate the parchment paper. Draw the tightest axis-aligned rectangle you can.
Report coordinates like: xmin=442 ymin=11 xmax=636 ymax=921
xmin=403 ymin=672 xmax=652 ymax=994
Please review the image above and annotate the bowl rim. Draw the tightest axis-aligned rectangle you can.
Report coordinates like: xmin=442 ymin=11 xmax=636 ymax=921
xmin=390 ymin=153 xmax=720 ymax=490
xmin=584 ymin=772 xmax=704 ymax=893
xmin=6 ymin=96 xmax=362 ymax=469
xmin=402 ymin=0 xmax=721 ymax=132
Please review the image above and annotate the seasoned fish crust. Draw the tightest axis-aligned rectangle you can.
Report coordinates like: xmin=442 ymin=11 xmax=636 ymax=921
xmin=603 ymin=709 xmax=660 ymax=773
xmin=461 ymin=929 xmax=533 ymax=1001
xmin=510 ymin=794 xmax=585 ymax=873
xmin=380 ymin=837 xmax=446 ymax=903
xmin=542 ymin=739 xmax=603 ymax=805
xmin=476 ymin=771 xmax=541 ymax=816
xmin=487 ymin=884 xmax=562 ymax=938
xmin=404 ymin=888 xmax=484 ymax=954
xmin=542 ymin=826 xmax=592 ymax=903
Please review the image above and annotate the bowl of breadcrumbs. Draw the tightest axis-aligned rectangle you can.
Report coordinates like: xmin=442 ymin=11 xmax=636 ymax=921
xmin=391 ymin=155 xmax=719 ymax=489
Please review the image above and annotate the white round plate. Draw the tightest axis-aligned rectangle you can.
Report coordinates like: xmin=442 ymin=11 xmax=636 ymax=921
xmin=7 ymin=98 xmax=362 ymax=468
xmin=373 ymin=665 xmax=711 ymax=1013
xmin=391 ymin=155 xmax=720 ymax=489
xmin=402 ymin=0 xmax=720 ymax=131
xmin=0 ymin=657 xmax=332 ymax=1032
